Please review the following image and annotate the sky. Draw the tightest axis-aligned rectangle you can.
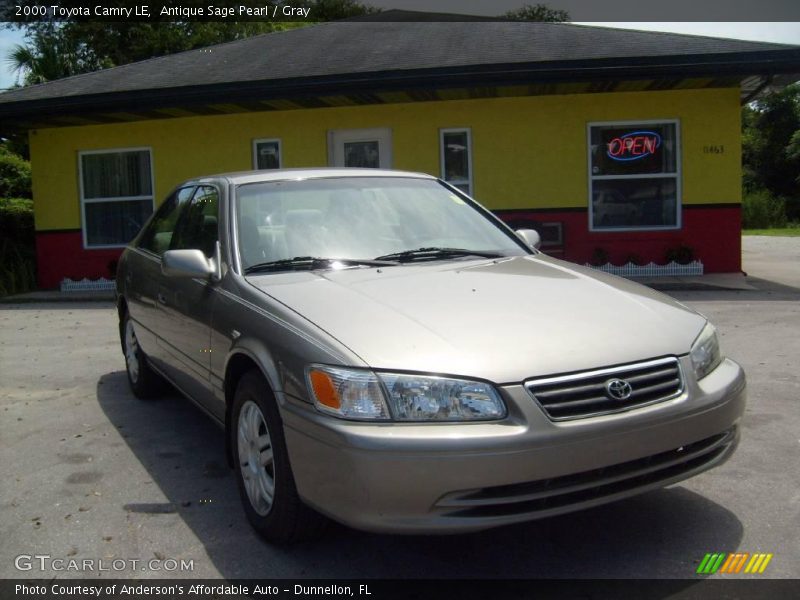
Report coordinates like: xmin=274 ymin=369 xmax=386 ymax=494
xmin=0 ymin=20 xmax=798 ymax=90
xmin=0 ymin=27 xmax=24 ymax=89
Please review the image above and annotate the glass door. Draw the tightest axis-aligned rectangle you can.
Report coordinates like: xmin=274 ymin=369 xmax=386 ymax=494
xmin=329 ymin=128 xmax=392 ymax=169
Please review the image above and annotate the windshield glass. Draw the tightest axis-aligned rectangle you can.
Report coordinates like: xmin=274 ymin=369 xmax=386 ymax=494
xmin=234 ymin=176 xmax=527 ymax=270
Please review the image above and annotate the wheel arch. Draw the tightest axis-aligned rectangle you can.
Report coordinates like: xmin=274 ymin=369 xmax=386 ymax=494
xmin=223 ymin=350 xmax=278 ymax=468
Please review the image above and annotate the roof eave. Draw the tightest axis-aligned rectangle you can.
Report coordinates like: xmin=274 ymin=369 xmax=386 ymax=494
xmin=2 ymin=49 xmax=799 ymax=126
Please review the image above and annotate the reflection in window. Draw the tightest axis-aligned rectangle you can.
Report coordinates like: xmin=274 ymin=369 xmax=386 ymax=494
xmin=138 ymin=187 xmax=194 ymax=256
xmin=253 ymin=139 xmax=281 ymax=170
xmin=440 ymin=129 xmax=472 ymax=195
xmin=588 ymin=122 xmax=680 ymax=230
xmin=84 ymin=200 xmax=153 ymax=248
xmin=344 ymin=141 xmax=380 ymax=168
xmin=234 ymin=177 xmax=525 ymax=266
xmin=171 ymin=186 xmax=219 ymax=258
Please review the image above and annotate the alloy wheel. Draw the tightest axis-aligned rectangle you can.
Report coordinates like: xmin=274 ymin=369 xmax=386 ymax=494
xmin=124 ymin=320 xmax=140 ymax=384
xmin=237 ymin=400 xmax=276 ymax=516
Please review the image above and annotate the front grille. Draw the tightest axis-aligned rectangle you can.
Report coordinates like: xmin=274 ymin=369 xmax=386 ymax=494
xmin=436 ymin=428 xmax=737 ymax=519
xmin=525 ymin=357 xmax=684 ymax=421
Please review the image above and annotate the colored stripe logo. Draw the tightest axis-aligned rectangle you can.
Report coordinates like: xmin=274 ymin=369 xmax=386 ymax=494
xmin=697 ymin=552 xmax=773 ymax=574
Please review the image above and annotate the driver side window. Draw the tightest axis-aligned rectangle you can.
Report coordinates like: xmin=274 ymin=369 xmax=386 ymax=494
xmin=170 ymin=186 xmax=220 ymax=258
xmin=138 ymin=186 xmax=195 ymax=256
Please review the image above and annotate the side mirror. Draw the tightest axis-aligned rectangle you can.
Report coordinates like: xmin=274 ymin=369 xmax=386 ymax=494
xmin=516 ymin=228 xmax=541 ymax=250
xmin=162 ymin=249 xmax=215 ymax=279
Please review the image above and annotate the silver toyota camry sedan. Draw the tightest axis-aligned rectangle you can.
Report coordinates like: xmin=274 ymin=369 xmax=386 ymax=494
xmin=116 ymin=168 xmax=746 ymax=543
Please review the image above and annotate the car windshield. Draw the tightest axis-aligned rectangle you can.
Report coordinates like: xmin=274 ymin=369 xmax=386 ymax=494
xmin=234 ymin=176 xmax=528 ymax=271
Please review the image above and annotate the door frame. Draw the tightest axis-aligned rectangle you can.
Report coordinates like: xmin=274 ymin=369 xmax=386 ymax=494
xmin=327 ymin=127 xmax=393 ymax=168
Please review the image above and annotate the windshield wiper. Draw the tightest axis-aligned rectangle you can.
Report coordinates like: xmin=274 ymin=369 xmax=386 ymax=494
xmin=373 ymin=247 xmax=504 ymax=263
xmin=244 ymin=256 xmax=397 ymax=274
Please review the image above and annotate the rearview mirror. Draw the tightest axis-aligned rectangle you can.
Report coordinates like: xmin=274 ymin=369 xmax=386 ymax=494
xmin=162 ymin=249 xmax=215 ymax=279
xmin=516 ymin=229 xmax=541 ymax=250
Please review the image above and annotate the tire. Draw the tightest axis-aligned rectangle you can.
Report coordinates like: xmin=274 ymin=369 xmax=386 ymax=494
xmin=231 ymin=369 xmax=327 ymax=544
xmin=121 ymin=311 xmax=165 ymax=399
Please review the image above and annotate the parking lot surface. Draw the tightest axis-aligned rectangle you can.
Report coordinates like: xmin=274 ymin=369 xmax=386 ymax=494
xmin=1 ymin=237 xmax=798 ymax=580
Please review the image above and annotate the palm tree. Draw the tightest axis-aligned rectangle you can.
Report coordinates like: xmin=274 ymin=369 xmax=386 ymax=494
xmin=6 ymin=35 xmax=82 ymax=85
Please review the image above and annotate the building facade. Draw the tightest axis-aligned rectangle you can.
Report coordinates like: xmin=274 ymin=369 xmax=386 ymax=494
xmin=2 ymin=20 xmax=799 ymax=288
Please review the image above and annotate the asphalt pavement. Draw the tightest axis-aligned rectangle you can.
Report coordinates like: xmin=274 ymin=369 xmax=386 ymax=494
xmin=0 ymin=236 xmax=798 ymax=580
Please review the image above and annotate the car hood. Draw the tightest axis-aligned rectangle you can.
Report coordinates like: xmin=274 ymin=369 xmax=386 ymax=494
xmin=247 ymin=255 xmax=706 ymax=383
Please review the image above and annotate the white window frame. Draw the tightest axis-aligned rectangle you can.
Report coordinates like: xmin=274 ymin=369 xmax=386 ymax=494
xmin=587 ymin=119 xmax=682 ymax=232
xmin=439 ymin=128 xmax=473 ymax=196
xmin=252 ymin=138 xmax=282 ymax=170
xmin=78 ymin=146 xmax=155 ymax=249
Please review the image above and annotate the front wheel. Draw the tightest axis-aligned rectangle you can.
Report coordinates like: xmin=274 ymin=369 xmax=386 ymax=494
xmin=121 ymin=312 xmax=165 ymax=399
xmin=231 ymin=370 xmax=327 ymax=543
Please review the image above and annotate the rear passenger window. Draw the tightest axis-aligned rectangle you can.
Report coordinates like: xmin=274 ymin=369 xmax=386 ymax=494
xmin=138 ymin=187 xmax=194 ymax=256
xmin=170 ymin=186 xmax=220 ymax=258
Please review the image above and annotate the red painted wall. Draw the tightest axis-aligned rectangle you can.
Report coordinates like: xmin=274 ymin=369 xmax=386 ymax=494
xmin=496 ymin=205 xmax=741 ymax=274
xmin=35 ymin=231 xmax=122 ymax=289
xmin=35 ymin=205 xmax=740 ymax=289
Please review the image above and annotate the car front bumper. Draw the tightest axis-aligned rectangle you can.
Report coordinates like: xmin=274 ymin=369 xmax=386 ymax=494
xmin=281 ymin=356 xmax=746 ymax=534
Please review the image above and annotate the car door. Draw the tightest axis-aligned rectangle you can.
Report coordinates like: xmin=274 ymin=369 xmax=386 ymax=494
xmin=156 ymin=184 xmax=222 ymax=418
xmin=125 ymin=186 xmax=195 ymax=370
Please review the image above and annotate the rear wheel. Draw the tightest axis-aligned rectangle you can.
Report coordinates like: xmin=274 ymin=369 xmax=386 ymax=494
xmin=122 ymin=312 xmax=165 ymax=399
xmin=231 ymin=369 xmax=327 ymax=543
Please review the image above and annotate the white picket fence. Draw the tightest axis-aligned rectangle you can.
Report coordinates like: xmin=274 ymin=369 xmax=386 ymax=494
xmin=60 ymin=277 xmax=116 ymax=292
xmin=585 ymin=260 xmax=704 ymax=277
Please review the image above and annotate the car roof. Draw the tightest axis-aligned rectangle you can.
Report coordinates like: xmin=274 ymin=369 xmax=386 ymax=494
xmin=187 ymin=168 xmax=436 ymax=187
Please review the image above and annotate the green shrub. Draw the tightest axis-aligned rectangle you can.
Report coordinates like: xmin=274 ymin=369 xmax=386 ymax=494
xmin=665 ymin=245 xmax=695 ymax=265
xmin=0 ymin=197 xmax=34 ymax=239
xmin=624 ymin=253 xmax=643 ymax=266
xmin=0 ymin=197 xmax=36 ymax=296
xmin=0 ymin=146 xmax=32 ymax=199
xmin=743 ymin=189 xmax=788 ymax=229
xmin=0 ymin=239 xmax=36 ymax=296
xmin=589 ymin=247 xmax=609 ymax=266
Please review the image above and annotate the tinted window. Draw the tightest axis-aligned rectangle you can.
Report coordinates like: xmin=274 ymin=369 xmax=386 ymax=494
xmin=170 ymin=186 xmax=220 ymax=257
xmin=138 ymin=187 xmax=194 ymax=256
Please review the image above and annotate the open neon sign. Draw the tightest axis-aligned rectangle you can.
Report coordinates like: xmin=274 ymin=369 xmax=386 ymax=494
xmin=607 ymin=131 xmax=661 ymax=162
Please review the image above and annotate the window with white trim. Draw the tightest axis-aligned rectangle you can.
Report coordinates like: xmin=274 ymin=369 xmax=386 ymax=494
xmin=79 ymin=148 xmax=154 ymax=248
xmin=440 ymin=128 xmax=472 ymax=195
xmin=253 ymin=138 xmax=282 ymax=169
xmin=588 ymin=120 xmax=680 ymax=230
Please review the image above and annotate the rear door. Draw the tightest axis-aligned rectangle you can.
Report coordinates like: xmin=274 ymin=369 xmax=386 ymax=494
xmin=156 ymin=185 xmax=222 ymax=418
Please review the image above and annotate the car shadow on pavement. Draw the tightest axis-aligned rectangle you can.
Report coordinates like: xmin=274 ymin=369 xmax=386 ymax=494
xmin=97 ymin=370 xmax=743 ymax=582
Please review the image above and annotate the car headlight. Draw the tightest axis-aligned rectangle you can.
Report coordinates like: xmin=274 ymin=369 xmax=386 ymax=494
xmin=690 ymin=322 xmax=722 ymax=380
xmin=307 ymin=366 xmax=506 ymax=422
xmin=307 ymin=366 xmax=390 ymax=420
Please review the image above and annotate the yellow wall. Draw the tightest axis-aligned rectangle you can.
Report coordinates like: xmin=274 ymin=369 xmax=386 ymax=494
xmin=29 ymin=87 xmax=742 ymax=231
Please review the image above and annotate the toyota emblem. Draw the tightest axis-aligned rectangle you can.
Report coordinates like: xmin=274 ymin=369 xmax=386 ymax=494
xmin=605 ymin=378 xmax=633 ymax=401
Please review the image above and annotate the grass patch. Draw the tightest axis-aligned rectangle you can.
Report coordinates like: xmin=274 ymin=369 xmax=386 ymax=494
xmin=743 ymin=227 xmax=800 ymax=237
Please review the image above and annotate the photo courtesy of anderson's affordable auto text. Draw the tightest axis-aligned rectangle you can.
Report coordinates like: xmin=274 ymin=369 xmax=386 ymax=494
xmin=1 ymin=0 xmax=800 ymax=599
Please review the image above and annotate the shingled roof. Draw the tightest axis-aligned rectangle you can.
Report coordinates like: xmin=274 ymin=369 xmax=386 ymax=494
xmin=1 ymin=17 xmax=798 ymax=129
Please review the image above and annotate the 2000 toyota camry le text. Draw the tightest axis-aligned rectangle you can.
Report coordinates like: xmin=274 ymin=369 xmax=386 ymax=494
xmin=116 ymin=168 xmax=746 ymax=543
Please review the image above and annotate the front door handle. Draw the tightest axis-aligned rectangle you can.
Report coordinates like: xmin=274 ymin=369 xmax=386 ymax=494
xmin=157 ymin=293 xmax=167 ymax=305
